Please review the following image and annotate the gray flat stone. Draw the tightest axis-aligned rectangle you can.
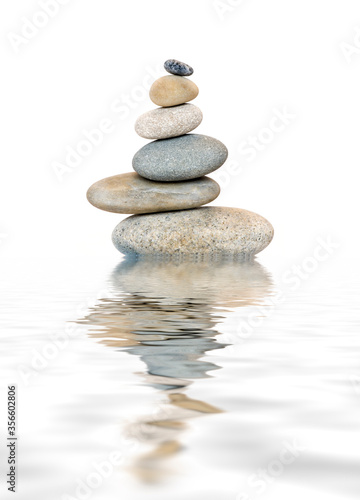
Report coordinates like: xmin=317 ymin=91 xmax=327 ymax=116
xmin=86 ymin=172 xmax=220 ymax=214
xmin=135 ymin=104 xmax=203 ymax=140
xmin=112 ymin=207 xmax=274 ymax=256
xmin=132 ymin=134 xmax=228 ymax=181
xmin=164 ymin=59 xmax=194 ymax=76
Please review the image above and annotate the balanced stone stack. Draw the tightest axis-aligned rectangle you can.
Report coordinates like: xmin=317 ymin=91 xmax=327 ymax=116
xmin=87 ymin=59 xmax=274 ymax=258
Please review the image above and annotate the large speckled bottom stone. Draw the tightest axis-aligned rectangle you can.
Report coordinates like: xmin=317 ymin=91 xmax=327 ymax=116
xmin=112 ymin=207 xmax=274 ymax=257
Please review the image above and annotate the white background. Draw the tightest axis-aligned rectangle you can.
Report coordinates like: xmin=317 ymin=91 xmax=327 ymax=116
xmin=1 ymin=4 xmax=360 ymax=500
xmin=1 ymin=0 xmax=360 ymax=271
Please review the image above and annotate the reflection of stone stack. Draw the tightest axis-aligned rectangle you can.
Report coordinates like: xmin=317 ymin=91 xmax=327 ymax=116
xmin=78 ymin=259 xmax=274 ymax=381
xmin=77 ymin=259 xmax=274 ymax=482
xmin=87 ymin=59 xmax=274 ymax=258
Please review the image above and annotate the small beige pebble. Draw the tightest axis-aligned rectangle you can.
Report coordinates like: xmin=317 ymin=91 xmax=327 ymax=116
xmin=149 ymin=75 xmax=199 ymax=107
xmin=135 ymin=104 xmax=203 ymax=140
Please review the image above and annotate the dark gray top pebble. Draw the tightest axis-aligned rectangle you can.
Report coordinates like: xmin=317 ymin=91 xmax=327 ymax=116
xmin=164 ymin=59 xmax=194 ymax=76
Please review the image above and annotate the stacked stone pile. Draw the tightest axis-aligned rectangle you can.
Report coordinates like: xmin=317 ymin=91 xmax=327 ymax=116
xmin=87 ymin=59 xmax=274 ymax=257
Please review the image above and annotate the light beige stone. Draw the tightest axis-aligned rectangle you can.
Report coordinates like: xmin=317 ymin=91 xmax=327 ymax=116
xmin=149 ymin=75 xmax=199 ymax=107
xmin=86 ymin=172 xmax=220 ymax=214
xmin=135 ymin=104 xmax=203 ymax=140
xmin=112 ymin=207 xmax=274 ymax=256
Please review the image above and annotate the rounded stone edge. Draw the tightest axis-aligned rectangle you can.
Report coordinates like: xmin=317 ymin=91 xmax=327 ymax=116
xmin=253 ymin=218 xmax=274 ymax=255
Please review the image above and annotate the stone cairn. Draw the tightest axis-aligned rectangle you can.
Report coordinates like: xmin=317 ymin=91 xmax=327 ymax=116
xmin=87 ymin=59 xmax=274 ymax=258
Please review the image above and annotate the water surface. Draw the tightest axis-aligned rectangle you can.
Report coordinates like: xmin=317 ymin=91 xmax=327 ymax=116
xmin=0 ymin=257 xmax=359 ymax=500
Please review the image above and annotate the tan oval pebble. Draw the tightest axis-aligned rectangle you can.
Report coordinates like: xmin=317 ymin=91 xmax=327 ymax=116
xmin=135 ymin=104 xmax=203 ymax=140
xmin=149 ymin=75 xmax=199 ymax=107
xmin=86 ymin=172 xmax=220 ymax=214
xmin=112 ymin=207 xmax=274 ymax=256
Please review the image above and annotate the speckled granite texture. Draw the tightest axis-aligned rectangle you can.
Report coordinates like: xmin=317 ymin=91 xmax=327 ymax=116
xmin=86 ymin=173 xmax=220 ymax=214
xmin=135 ymin=103 xmax=203 ymax=140
xmin=112 ymin=207 xmax=274 ymax=256
xmin=164 ymin=59 xmax=194 ymax=76
xmin=132 ymin=134 xmax=228 ymax=182
xmin=150 ymin=75 xmax=199 ymax=107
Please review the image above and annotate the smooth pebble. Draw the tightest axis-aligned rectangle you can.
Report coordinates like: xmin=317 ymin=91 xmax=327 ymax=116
xmin=86 ymin=172 xmax=220 ymax=214
xmin=150 ymin=75 xmax=199 ymax=107
xmin=135 ymin=104 xmax=203 ymax=140
xmin=164 ymin=59 xmax=194 ymax=76
xmin=132 ymin=134 xmax=228 ymax=182
xmin=112 ymin=207 xmax=274 ymax=256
